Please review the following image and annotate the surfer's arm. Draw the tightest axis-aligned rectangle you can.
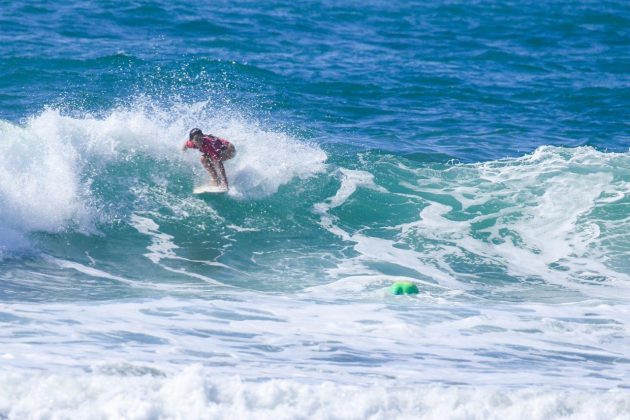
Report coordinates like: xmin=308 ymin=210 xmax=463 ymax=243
xmin=182 ymin=140 xmax=194 ymax=151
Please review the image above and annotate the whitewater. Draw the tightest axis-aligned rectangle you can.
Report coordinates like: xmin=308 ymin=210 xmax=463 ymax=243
xmin=0 ymin=103 xmax=628 ymax=418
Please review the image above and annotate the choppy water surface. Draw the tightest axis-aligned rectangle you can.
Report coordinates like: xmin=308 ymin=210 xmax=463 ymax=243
xmin=1 ymin=1 xmax=629 ymax=418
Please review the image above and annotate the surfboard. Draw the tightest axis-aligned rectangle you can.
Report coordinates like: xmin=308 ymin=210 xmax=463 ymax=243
xmin=193 ymin=184 xmax=228 ymax=194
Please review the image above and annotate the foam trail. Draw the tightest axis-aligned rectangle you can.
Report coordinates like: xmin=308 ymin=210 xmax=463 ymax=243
xmin=49 ymin=257 xmax=138 ymax=285
xmin=314 ymin=168 xmax=465 ymax=291
xmin=46 ymin=256 xmax=192 ymax=292
xmin=130 ymin=215 xmax=180 ymax=264
xmin=393 ymin=146 xmax=630 ymax=298
xmin=309 ymin=147 xmax=630 ymax=300
xmin=130 ymin=214 xmax=233 ymax=287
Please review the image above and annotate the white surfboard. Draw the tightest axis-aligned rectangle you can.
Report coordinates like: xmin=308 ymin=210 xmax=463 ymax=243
xmin=193 ymin=184 xmax=228 ymax=194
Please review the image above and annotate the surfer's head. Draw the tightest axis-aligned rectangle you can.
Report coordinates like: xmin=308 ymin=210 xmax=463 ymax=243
xmin=189 ymin=128 xmax=203 ymax=145
xmin=189 ymin=128 xmax=203 ymax=140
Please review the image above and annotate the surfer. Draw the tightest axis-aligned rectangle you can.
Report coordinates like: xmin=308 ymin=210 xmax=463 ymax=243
xmin=182 ymin=128 xmax=236 ymax=189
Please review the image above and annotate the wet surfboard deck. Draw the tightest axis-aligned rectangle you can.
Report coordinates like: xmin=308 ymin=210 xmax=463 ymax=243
xmin=193 ymin=184 xmax=228 ymax=194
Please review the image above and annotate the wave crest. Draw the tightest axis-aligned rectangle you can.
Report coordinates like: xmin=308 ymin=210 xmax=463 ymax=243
xmin=0 ymin=102 xmax=326 ymax=253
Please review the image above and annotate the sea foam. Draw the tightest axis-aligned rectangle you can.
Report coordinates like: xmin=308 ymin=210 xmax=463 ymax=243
xmin=1 ymin=367 xmax=628 ymax=420
xmin=313 ymin=146 xmax=630 ymax=299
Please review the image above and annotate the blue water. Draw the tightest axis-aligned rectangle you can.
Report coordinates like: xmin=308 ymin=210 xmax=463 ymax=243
xmin=1 ymin=1 xmax=629 ymax=417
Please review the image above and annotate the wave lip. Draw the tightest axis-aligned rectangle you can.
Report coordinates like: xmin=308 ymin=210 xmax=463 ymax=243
xmin=0 ymin=117 xmax=94 ymax=255
xmin=0 ymin=103 xmax=326 ymax=254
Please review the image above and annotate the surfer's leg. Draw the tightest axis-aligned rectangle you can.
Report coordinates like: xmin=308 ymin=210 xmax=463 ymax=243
xmin=201 ymin=156 xmax=228 ymax=188
xmin=201 ymin=156 xmax=220 ymax=186
xmin=216 ymin=161 xmax=229 ymax=188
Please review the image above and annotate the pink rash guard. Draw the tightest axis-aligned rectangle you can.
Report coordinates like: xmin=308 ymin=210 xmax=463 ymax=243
xmin=185 ymin=135 xmax=230 ymax=160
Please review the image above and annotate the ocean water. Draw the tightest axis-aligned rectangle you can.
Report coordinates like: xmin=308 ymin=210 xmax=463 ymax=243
xmin=1 ymin=1 xmax=630 ymax=418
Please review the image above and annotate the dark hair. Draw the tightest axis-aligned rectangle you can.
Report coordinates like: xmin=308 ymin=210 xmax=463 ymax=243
xmin=189 ymin=128 xmax=203 ymax=139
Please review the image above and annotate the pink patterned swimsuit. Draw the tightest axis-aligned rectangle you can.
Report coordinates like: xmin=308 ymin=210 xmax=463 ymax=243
xmin=185 ymin=135 xmax=230 ymax=160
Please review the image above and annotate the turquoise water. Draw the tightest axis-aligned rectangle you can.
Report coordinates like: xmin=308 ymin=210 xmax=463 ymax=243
xmin=1 ymin=1 xmax=630 ymax=417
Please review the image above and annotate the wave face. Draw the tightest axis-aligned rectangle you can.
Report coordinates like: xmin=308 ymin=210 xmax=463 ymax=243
xmin=2 ymin=0 xmax=630 ymax=416
xmin=3 ymin=107 xmax=629 ymax=299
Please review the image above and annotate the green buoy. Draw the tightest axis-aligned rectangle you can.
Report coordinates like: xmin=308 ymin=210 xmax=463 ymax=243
xmin=390 ymin=281 xmax=419 ymax=295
